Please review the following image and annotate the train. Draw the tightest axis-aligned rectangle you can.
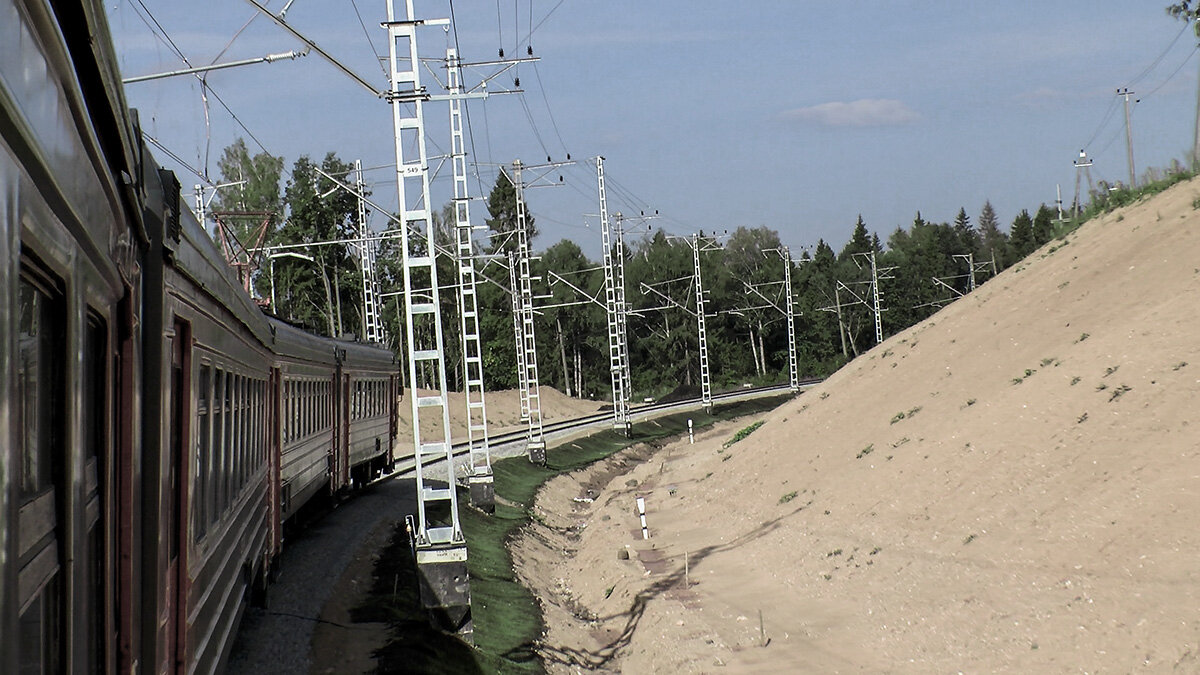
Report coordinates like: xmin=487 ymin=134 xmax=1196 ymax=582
xmin=1 ymin=0 xmax=401 ymax=672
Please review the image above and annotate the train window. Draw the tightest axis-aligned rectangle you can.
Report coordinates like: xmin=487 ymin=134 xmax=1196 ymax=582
xmin=283 ymin=380 xmax=291 ymax=443
xmin=233 ymin=375 xmax=242 ymax=495
xmin=214 ymin=369 xmax=226 ymax=523
xmin=196 ymin=365 xmax=210 ymax=540
xmin=16 ymin=270 xmax=66 ymax=674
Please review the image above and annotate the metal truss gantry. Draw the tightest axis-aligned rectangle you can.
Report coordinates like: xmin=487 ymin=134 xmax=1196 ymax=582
xmin=384 ymin=0 xmax=469 ymax=637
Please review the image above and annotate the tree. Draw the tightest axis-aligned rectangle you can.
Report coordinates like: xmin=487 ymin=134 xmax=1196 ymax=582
xmin=838 ymin=215 xmax=873 ymax=262
xmin=977 ymin=200 xmax=1007 ymax=270
xmin=211 ymin=138 xmax=283 ymax=216
xmin=1032 ymin=204 xmax=1056 ymax=246
xmin=272 ymin=153 xmax=362 ymax=338
xmin=953 ymin=206 xmax=980 ymax=254
xmin=1007 ymin=209 xmax=1036 ymax=262
xmin=483 ymin=172 xmax=535 ymax=254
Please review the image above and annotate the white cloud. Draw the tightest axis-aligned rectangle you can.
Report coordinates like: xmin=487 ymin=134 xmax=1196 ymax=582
xmin=779 ymin=99 xmax=920 ymax=127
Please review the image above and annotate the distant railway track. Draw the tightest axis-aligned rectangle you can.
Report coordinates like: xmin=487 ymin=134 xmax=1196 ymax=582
xmin=392 ymin=378 xmax=822 ymax=476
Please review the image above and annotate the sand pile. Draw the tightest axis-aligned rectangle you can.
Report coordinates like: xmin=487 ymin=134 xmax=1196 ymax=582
xmin=514 ymin=179 xmax=1200 ymax=672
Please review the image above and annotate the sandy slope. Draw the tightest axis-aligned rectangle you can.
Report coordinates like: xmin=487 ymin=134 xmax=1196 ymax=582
xmin=514 ymin=179 xmax=1200 ymax=673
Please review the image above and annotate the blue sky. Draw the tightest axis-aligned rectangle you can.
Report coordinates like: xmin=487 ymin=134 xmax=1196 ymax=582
xmin=108 ymin=1 xmax=1200 ymax=258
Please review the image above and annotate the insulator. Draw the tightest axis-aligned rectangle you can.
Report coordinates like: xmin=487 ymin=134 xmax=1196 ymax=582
xmin=566 ymin=153 xmax=571 ymax=160
xmin=547 ymin=155 xmax=551 ymax=162
xmin=514 ymin=76 xmax=520 ymax=87
xmin=527 ymin=45 xmax=533 ymax=56
xmin=558 ymin=175 xmax=563 ymax=182
xmin=499 ymin=47 xmax=505 ymax=58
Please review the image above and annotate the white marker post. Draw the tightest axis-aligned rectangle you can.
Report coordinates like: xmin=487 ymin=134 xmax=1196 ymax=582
xmin=688 ymin=419 xmax=694 ymax=444
xmin=636 ymin=496 xmax=649 ymax=539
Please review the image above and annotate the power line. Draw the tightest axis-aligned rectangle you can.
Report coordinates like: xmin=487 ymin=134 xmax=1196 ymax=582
xmin=1141 ymin=45 xmax=1199 ymax=99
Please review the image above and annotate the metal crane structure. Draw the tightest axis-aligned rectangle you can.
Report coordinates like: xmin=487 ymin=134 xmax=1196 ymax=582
xmin=384 ymin=0 xmax=470 ymax=637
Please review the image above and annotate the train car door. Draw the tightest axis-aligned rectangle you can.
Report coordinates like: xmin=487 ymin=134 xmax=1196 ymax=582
xmin=340 ymin=373 xmax=351 ymax=489
xmin=165 ymin=320 xmax=191 ymax=673
xmin=268 ymin=368 xmax=282 ymax=557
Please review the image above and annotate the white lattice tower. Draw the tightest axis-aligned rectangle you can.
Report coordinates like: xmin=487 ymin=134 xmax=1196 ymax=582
xmin=385 ymin=0 xmax=462 ymax=546
xmin=508 ymin=252 xmax=530 ymax=421
xmin=355 ymin=159 xmax=383 ymax=343
xmin=613 ymin=214 xmax=632 ymax=421
xmin=693 ymin=233 xmax=713 ymax=412
xmin=781 ymin=246 xmax=799 ymax=392
xmin=447 ymin=48 xmax=492 ymax=495
xmin=868 ymin=250 xmax=884 ymax=345
xmin=512 ymin=160 xmax=546 ymax=463
xmin=597 ymin=158 xmax=630 ymax=434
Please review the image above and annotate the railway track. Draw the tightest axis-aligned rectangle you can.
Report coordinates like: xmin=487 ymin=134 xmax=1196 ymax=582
xmin=391 ymin=378 xmax=821 ymax=476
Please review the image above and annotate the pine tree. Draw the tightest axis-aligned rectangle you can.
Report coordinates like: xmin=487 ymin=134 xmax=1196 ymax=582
xmin=977 ymin=200 xmax=1007 ymax=270
xmin=484 ymin=172 xmax=535 ymax=254
xmin=1008 ymin=209 xmax=1036 ymax=262
xmin=1032 ymin=204 xmax=1056 ymax=246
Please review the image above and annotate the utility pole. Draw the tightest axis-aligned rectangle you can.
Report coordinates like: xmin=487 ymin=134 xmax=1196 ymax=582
xmin=780 ymin=247 xmax=798 ymax=392
xmin=1193 ymin=33 xmax=1200 ymax=171
xmin=741 ymin=247 xmax=800 ymax=392
xmin=597 ymin=157 xmax=632 ymax=434
xmin=1073 ymin=149 xmax=1094 ymax=219
xmin=692 ymin=233 xmax=714 ymax=412
xmin=848 ymin=251 xmax=895 ymax=346
xmin=1118 ymin=87 xmax=1137 ymax=188
xmin=447 ymin=48 xmax=493 ymax=511
xmin=511 ymin=160 xmax=546 ymax=464
xmin=384 ymin=0 xmax=470 ymax=639
xmin=508 ymin=252 xmax=530 ymax=422
xmin=355 ymin=159 xmax=383 ymax=343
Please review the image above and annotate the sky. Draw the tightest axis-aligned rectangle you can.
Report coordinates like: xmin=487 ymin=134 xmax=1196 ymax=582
xmin=107 ymin=1 xmax=1200 ymax=259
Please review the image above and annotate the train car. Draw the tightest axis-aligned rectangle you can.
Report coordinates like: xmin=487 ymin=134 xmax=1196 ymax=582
xmin=139 ymin=159 xmax=277 ymax=674
xmin=339 ymin=340 xmax=400 ymax=489
xmin=270 ymin=319 xmax=342 ymax=523
xmin=270 ymin=318 xmax=398 ymax=522
xmin=1 ymin=1 xmax=403 ymax=672
xmin=0 ymin=0 xmax=144 ymax=672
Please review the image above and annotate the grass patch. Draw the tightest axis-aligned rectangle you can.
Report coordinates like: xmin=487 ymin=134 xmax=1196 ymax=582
xmin=723 ymin=420 xmax=764 ymax=448
xmin=856 ymin=443 xmax=875 ymax=459
xmin=464 ymin=395 xmax=792 ymax=672
xmin=779 ymin=490 xmax=798 ymax=504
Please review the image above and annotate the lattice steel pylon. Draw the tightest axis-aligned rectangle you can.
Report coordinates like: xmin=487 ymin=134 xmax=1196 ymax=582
xmin=447 ymin=47 xmax=494 ymax=511
xmin=355 ymin=159 xmax=384 ymax=343
xmin=597 ymin=157 xmax=631 ymax=434
xmin=693 ymin=233 xmax=713 ymax=412
xmin=780 ymin=247 xmax=799 ymax=392
xmin=508 ymin=253 xmax=530 ymax=422
xmin=384 ymin=0 xmax=470 ymax=637
xmin=511 ymin=160 xmax=547 ymax=463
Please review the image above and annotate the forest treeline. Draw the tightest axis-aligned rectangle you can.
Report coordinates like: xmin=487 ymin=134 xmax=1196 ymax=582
xmin=209 ymin=139 xmax=1193 ymax=402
